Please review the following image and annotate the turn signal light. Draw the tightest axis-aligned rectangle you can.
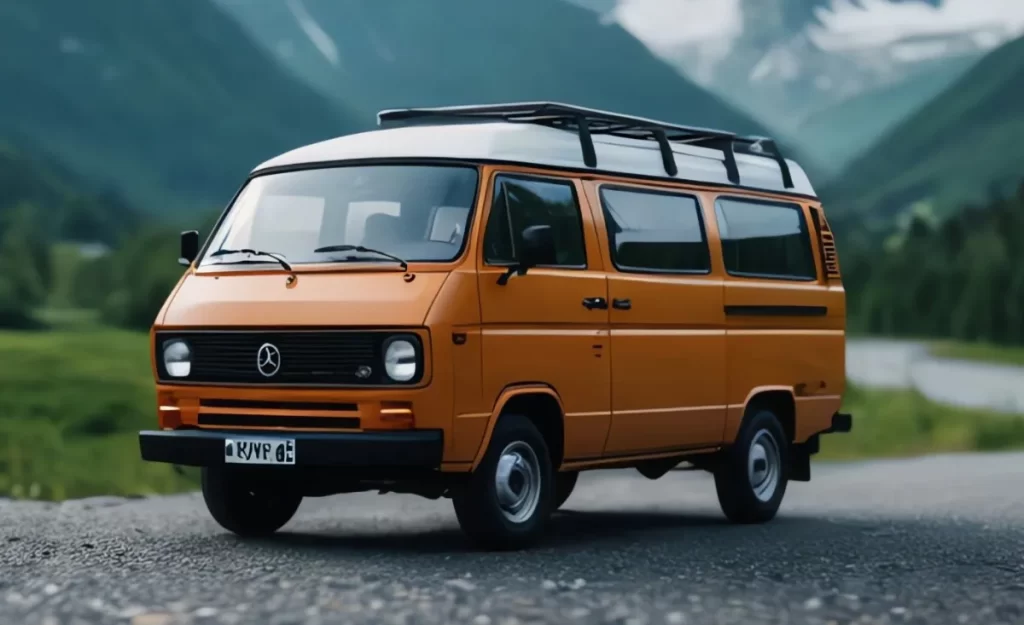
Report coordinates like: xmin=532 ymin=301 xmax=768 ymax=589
xmin=379 ymin=401 xmax=414 ymax=427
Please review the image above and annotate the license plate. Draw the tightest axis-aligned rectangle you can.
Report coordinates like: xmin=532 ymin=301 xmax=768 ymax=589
xmin=224 ymin=437 xmax=295 ymax=465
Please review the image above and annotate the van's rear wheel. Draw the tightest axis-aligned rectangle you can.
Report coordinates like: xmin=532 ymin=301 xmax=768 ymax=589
xmin=201 ymin=467 xmax=302 ymax=537
xmin=453 ymin=414 xmax=554 ymax=550
xmin=714 ymin=408 xmax=789 ymax=524
xmin=554 ymin=471 xmax=578 ymax=510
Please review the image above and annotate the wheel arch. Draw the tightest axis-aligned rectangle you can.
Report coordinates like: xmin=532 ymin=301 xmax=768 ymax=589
xmin=736 ymin=386 xmax=796 ymax=444
xmin=470 ymin=383 xmax=566 ymax=471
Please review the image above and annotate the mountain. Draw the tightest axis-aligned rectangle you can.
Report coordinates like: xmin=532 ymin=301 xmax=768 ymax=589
xmin=0 ymin=0 xmax=358 ymax=214
xmin=821 ymin=34 xmax=1024 ymax=228
xmin=563 ymin=0 xmax=619 ymax=14
xmin=211 ymin=0 xmax=771 ymax=137
xmin=0 ymin=140 xmax=138 ymax=245
xmin=602 ymin=0 xmax=1020 ymax=174
xmin=790 ymin=54 xmax=979 ymax=173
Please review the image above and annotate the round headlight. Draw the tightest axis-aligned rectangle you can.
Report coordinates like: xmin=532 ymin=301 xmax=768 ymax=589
xmin=163 ymin=340 xmax=191 ymax=378
xmin=384 ymin=338 xmax=417 ymax=382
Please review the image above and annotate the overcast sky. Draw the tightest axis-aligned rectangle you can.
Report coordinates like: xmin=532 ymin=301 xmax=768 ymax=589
xmin=613 ymin=0 xmax=1024 ymax=53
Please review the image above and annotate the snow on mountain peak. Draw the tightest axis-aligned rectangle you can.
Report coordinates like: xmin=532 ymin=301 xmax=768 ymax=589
xmin=808 ymin=0 xmax=1024 ymax=52
xmin=611 ymin=0 xmax=1024 ymax=61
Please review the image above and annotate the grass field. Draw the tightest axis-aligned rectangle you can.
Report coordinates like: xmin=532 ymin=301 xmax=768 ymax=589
xmin=820 ymin=382 xmax=1024 ymax=459
xmin=929 ymin=340 xmax=1024 ymax=367
xmin=2 ymin=325 xmax=1024 ymax=500
xmin=0 ymin=324 xmax=195 ymax=500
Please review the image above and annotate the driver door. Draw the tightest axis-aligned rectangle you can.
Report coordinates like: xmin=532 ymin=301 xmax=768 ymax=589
xmin=477 ymin=171 xmax=612 ymax=462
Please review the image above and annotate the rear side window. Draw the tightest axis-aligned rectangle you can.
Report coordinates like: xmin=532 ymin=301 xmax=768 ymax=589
xmin=483 ymin=175 xmax=586 ymax=267
xmin=599 ymin=187 xmax=710 ymax=273
xmin=715 ymin=197 xmax=817 ymax=280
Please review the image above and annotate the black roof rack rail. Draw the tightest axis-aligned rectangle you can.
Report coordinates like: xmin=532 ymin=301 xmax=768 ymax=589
xmin=377 ymin=101 xmax=794 ymax=189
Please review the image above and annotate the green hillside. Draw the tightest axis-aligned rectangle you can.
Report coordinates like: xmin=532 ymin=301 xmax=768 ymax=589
xmin=822 ymin=34 xmax=1024 ymax=228
xmin=0 ymin=0 xmax=358 ymax=214
xmin=0 ymin=141 xmax=137 ymax=244
xmin=213 ymin=0 xmax=770 ymax=136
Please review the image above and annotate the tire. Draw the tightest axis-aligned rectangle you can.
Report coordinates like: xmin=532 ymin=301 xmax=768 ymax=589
xmin=713 ymin=408 xmax=789 ymax=524
xmin=452 ymin=414 xmax=555 ymax=550
xmin=554 ymin=471 xmax=579 ymax=510
xmin=201 ymin=467 xmax=303 ymax=537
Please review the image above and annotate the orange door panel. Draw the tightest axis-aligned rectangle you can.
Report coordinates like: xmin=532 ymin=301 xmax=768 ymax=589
xmin=478 ymin=269 xmax=611 ymax=459
xmin=722 ymin=277 xmax=845 ymax=442
xmin=604 ymin=275 xmax=727 ymax=453
xmin=585 ymin=182 xmax=727 ymax=455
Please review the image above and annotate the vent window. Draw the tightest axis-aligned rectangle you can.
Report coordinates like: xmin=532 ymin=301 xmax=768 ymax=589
xmin=810 ymin=207 xmax=840 ymax=278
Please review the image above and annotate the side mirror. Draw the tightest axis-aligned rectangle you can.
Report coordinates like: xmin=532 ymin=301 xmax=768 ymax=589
xmin=497 ymin=224 xmax=556 ymax=286
xmin=520 ymin=224 xmax=557 ymax=267
xmin=179 ymin=230 xmax=199 ymax=266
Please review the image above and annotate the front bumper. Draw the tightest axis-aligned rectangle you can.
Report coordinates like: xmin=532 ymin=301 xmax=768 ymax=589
xmin=138 ymin=429 xmax=444 ymax=468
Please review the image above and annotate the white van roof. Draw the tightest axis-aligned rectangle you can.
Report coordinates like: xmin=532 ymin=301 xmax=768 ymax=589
xmin=252 ymin=102 xmax=817 ymax=198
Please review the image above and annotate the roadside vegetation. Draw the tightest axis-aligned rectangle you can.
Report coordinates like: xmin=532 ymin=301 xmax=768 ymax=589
xmin=0 ymin=323 xmax=197 ymax=500
xmin=840 ymin=181 xmax=1024 ymax=346
xmin=928 ymin=341 xmax=1024 ymax=367
xmin=821 ymin=382 xmax=1024 ymax=460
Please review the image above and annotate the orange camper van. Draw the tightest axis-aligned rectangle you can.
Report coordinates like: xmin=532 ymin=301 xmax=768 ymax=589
xmin=139 ymin=102 xmax=851 ymax=549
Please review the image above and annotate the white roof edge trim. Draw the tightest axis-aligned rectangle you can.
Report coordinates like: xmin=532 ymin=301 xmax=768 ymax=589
xmin=250 ymin=122 xmax=817 ymax=198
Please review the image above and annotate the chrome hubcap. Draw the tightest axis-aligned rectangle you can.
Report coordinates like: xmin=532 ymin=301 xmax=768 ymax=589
xmin=747 ymin=429 xmax=781 ymax=502
xmin=494 ymin=441 xmax=542 ymax=523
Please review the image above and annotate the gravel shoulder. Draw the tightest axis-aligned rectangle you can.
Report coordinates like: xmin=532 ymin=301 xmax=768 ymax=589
xmin=4 ymin=453 xmax=1024 ymax=625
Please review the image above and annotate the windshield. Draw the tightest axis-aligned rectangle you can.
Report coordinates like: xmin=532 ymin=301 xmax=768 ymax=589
xmin=201 ymin=164 xmax=479 ymax=267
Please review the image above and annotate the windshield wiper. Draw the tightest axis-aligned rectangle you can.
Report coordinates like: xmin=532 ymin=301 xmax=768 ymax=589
xmin=313 ymin=244 xmax=408 ymax=272
xmin=209 ymin=248 xmax=292 ymax=272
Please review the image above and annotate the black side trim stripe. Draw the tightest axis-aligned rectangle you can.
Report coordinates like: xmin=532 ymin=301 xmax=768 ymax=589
xmin=199 ymin=399 xmax=359 ymax=412
xmin=725 ymin=305 xmax=828 ymax=317
xmin=198 ymin=414 xmax=361 ymax=430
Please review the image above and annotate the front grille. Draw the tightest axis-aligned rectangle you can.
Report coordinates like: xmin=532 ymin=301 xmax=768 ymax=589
xmin=155 ymin=330 xmax=422 ymax=386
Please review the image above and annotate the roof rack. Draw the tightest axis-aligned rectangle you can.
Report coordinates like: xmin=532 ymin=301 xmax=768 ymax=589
xmin=377 ymin=101 xmax=794 ymax=189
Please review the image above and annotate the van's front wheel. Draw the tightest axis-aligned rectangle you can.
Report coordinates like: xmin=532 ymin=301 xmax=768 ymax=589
xmin=453 ymin=414 xmax=554 ymax=550
xmin=201 ymin=467 xmax=302 ymax=537
xmin=714 ymin=409 xmax=789 ymax=524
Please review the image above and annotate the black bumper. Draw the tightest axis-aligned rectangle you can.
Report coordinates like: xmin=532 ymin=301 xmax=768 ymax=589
xmin=138 ymin=429 xmax=444 ymax=468
xmin=824 ymin=412 xmax=853 ymax=434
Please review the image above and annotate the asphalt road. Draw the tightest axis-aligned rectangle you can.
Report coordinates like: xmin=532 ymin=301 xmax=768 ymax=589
xmin=4 ymin=453 xmax=1024 ymax=625
xmin=846 ymin=339 xmax=1024 ymax=414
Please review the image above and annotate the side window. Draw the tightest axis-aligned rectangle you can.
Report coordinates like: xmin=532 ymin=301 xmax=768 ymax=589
xmin=483 ymin=175 xmax=586 ymax=267
xmin=715 ymin=197 xmax=817 ymax=280
xmin=599 ymin=187 xmax=710 ymax=273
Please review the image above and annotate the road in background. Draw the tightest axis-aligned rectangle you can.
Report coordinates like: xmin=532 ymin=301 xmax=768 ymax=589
xmin=846 ymin=339 xmax=1024 ymax=413
xmin=4 ymin=453 xmax=1024 ymax=625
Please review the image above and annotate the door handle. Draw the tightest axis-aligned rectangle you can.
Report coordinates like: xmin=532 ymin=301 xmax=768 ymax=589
xmin=612 ymin=298 xmax=632 ymax=310
xmin=582 ymin=297 xmax=608 ymax=310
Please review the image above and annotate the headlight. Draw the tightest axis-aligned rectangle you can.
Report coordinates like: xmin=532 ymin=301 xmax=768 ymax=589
xmin=384 ymin=337 xmax=418 ymax=382
xmin=162 ymin=340 xmax=191 ymax=378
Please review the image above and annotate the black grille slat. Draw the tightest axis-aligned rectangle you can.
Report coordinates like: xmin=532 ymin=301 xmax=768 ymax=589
xmin=156 ymin=330 xmax=419 ymax=386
